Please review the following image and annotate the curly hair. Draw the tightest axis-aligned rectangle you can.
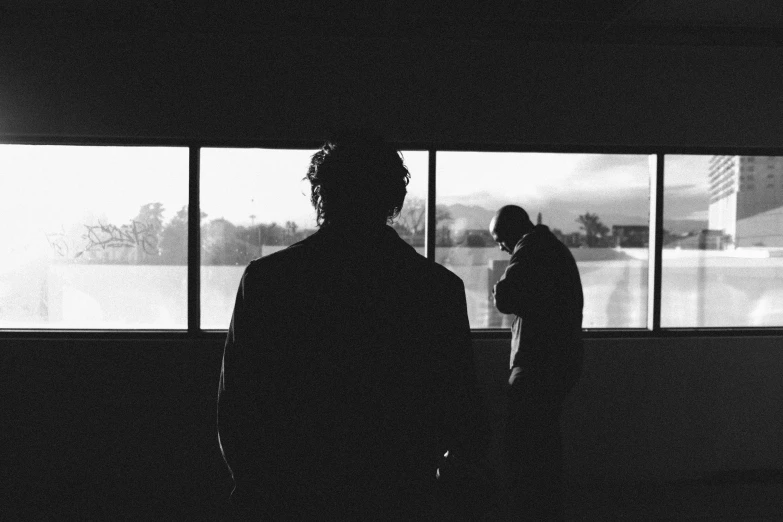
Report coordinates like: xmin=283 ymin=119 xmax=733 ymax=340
xmin=306 ymin=133 xmax=410 ymax=227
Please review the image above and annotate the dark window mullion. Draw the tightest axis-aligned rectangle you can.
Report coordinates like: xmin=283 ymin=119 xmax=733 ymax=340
xmin=647 ymin=153 xmax=664 ymax=331
xmin=187 ymin=146 xmax=201 ymax=335
xmin=425 ymin=149 xmax=437 ymax=260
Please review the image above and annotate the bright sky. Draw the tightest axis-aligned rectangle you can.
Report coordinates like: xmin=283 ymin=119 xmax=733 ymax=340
xmin=1 ymin=145 xmax=189 ymax=268
xmin=437 ymin=151 xmax=651 ymax=203
xmin=0 ymin=144 xmax=713 ymax=268
xmin=664 ymin=154 xmax=712 ymax=220
xmin=200 ymin=148 xmax=429 ymax=229
xmin=436 ymin=152 xmax=712 ymax=230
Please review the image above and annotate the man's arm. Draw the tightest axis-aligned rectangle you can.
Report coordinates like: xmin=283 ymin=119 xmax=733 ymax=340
xmin=217 ymin=265 xmax=281 ymax=509
xmin=492 ymin=253 xmax=530 ymax=316
xmin=217 ymin=267 xmax=250 ymax=486
xmin=443 ymin=277 xmax=491 ymax=461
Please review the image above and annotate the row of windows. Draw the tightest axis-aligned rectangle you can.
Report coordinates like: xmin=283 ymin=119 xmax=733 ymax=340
xmin=1 ymin=145 xmax=782 ymax=331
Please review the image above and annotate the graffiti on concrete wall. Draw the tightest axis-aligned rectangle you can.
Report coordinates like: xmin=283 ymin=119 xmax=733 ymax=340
xmin=45 ymin=220 xmax=160 ymax=259
xmin=82 ymin=220 xmax=159 ymax=255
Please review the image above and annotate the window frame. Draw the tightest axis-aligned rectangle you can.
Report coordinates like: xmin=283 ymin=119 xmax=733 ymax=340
xmin=1 ymin=136 xmax=783 ymax=340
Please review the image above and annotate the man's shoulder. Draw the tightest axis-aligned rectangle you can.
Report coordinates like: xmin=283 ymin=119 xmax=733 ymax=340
xmin=382 ymin=240 xmax=464 ymax=289
xmin=428 ymin=258 xmax=465 ymax=288
xmin=244 ymin=238 xmax=313 ymax=276
xmin=242 ymin=231 xmax=464 ymax=291
xmin=515 ymin=226 xmax=569 ymax=256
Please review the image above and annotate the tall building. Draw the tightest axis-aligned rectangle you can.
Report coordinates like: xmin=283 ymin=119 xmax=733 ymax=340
xmin=708 ymin=155 xmax=783 ymax=247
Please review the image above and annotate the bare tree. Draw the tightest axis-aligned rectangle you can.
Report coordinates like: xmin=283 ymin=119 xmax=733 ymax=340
xmin=397 ymin=197 xmax=426 ymax=235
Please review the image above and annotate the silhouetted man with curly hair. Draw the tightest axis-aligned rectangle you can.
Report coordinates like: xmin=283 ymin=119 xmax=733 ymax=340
xmin=218 ymin=132 xmax=488 ymax=520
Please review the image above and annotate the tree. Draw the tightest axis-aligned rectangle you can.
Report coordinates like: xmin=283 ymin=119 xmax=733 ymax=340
xmin=131 ymin=202 xmax=165 ymax=263
xmin=284 ymin=221 xmax=299 ymax=245
xmin=436 ymin=206 xmax=453 ymax=247
xmin=159 ymin=205 xmax=207 ymax=264
xmin=395 ymin=197 xmax=454 ymax=246
xmin=202 ymin=217 xmax=247 ymax=265
xmin=397 ymin=197 xmax=426 ymax=236
xmin=576 ymin=212 xmax=609 ymax=247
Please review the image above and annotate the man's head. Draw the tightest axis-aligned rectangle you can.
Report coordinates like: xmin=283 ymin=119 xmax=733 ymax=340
xmin=489 ymin=205 xmax=534 ymax=254
xmin=306 ymin=131 xmax=410 ymax=228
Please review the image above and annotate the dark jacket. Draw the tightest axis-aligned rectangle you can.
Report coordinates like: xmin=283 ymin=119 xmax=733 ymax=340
xmin=493 ymin=225 xmax=584 ymax=389
xmin=217 ymin=225 xmax=488 ymax=520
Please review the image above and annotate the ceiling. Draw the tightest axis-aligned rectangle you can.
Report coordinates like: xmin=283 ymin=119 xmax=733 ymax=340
xmin=3 ymin=0 xmax=783 ymax=45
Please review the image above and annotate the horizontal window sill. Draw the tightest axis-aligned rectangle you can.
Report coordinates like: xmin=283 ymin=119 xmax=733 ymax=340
xmin=2 ymin=328 xmax=783 ymax=342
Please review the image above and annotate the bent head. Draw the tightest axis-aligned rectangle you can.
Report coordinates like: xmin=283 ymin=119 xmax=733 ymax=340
xmin=306 ymin=131 xmax=410 ymax=228
xmin=489 ymin=205 xmax=534 ymax=254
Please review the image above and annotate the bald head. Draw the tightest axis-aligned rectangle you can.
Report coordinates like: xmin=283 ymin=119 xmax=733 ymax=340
xmin=489 ymin=205 xmax=534 ymax=254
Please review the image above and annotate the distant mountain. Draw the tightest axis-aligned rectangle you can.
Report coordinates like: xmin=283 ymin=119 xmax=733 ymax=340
xmin=443 ymin=202 xmax=707 ymax=236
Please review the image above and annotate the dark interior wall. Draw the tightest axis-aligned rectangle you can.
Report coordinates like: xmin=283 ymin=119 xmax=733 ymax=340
xmin=5 ymin=336 xmax=783 ymax=518
xmin=3 ymin=339 xmax=230 ymax=520
xmin=3 ymin=28 xmax=783 ymax=147
xmin=474 ymin=338 xmax=783 ymax=486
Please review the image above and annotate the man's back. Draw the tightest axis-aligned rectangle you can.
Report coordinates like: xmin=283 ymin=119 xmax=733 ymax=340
xmin=496 ymin=224 xmax=584 ymax=387
xmin=218 ymin=225 xmax=484 ymax=519
xmin=512 ymin=225 xmax=583 ymax=335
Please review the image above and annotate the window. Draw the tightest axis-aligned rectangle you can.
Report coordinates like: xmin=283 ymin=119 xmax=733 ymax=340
xmin=663 ymin=155 xmax=783 ymax=327
xmin=199 ymin=148 xmax=428 ymax=330
xmin=0 ymin=145 xmax=188 ymax=328
xmin=3 ymin=143 xmax=783 ymax=334
xmin=435 ymin=152 xmax=650 ymax=329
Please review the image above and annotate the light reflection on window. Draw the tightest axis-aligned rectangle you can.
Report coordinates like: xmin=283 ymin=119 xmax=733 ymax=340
xmin=0 ymin=145 xmax=188 ymax=328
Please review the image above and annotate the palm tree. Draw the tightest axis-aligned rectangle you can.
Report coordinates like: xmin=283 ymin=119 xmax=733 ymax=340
xmin=576 ymin=212 xmax=609 ymax=247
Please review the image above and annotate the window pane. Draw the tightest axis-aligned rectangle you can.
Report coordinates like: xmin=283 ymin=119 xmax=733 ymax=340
xmin=663 ymin=155 xmax=783 ymax=327
xmin=200 ymin=148 xmax=428 ymax=330
xmin=435 ymin=152 xmax=650 ymax=329
xmin=0 ymin=145 xmax=188 ymax=329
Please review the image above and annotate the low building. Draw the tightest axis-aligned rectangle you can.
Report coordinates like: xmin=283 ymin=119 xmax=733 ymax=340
xmin=612 ymin=225 xmax=649 ymax=248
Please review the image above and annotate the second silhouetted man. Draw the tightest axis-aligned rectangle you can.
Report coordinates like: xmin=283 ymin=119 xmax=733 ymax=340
xmin=490 ymin=205 xmax=584 ymax=521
